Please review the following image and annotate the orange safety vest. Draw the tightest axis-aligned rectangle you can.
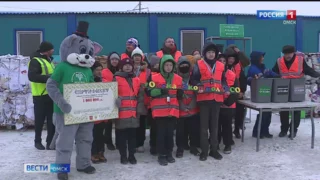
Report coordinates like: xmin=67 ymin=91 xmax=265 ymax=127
xmin=179 ymin=89 xmax=199 ymax=117
xmin=115 ymin=76 xmax=140 ymax=119
xmin=149 ymin=73 xmax=182 ymax=118
xmin=138 ymin=69 xmax=150 ymax=84
xmin=234 ymin=63 xmax=241 ymax=79
xmin=197 ymin=60 xmax=224 ymax=102
xmin=156 ymin=50 xmax=182 ymax=63
xmin=101 ymin=68 xmax=114 ymax=82
xmin=137 ymin=69 xmax=151 ymax=107
xmin=221 ymin=69 xmax=236 ymax=108
xmin=277 ymin=56 xmax=304 ymax=79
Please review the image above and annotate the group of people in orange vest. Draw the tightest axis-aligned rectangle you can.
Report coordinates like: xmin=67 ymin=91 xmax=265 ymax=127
xmin=91 ymin=36 xmax=320 ymax=166
xmin=90 ymin=37 xmax=251 ymax=166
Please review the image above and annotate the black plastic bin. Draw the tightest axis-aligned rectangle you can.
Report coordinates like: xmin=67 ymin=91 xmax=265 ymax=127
xmin=271 ymin=78 xmax=290 ymax=103
xmin=251 ymin=78 xmax=273 ymax=103
xmin=289 ymin=78 xmax=306 ymax=102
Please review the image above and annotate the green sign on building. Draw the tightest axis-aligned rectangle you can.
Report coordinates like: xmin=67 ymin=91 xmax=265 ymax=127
xmin=219 ymin=24 xmax=244 ymax=38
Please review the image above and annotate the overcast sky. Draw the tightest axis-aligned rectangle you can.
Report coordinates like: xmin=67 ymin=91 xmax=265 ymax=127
xmin=0 ymin=1 xmax=318 ymax=16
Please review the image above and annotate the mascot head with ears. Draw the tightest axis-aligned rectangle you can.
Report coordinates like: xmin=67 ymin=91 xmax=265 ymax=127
xmin=60 ymin=21 xmax=103 ymax=67
xmin=46 ymin=21 xmax=104 ymax=115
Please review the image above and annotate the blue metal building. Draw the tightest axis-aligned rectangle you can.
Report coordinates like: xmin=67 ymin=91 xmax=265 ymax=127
xmin=0 ymin=11 xmax=319 ymax=68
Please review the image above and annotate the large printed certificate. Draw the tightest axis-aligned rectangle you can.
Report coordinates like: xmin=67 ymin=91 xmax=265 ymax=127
xmin=63 ymin=82 xmax=119 ymax=125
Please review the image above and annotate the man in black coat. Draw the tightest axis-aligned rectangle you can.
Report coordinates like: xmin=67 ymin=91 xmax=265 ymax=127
xmin=28 ymin=41 xmax=55 ymax=150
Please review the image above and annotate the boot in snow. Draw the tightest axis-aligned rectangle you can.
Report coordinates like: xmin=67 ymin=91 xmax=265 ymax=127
xmin=233 ymin=128 xmax=241 ymax=139
xmin=91 ymin=155 xmax=100 ymax=164
xmin=167 ymin=153 xmax=175 ymax=163
xmin=46 ymin=144 xmax=55 ymax=150
xmin=128 ymin=154 xmax=137 ymax=165
xmin=121 ymin=156 xmax=128 ymax=165
xmin=176 ymin=148 xmax=184 ymax=158
xmin=190 ymin=147 xmax=200 ymax=156
xmin=209 ymin=150 xmax=223 ymax=160
xmin=199 ymin=152 xmax=207 ymax=161
xmin=57 ymin=173 xmax=68 ymax=180
xmin=288 ymin=131 xmax=297 ymax=139
xmin=77 ymin=166 xmax=96 ymax=174
xmin=278 ymin=131 xmax=287 ymax=137
xmin=98 ymin=152 xmax=107 ymax=163
xmin=223 ymin=145 xmax=232 ymax=154
xmin=158 ymin=155 xmax=168 ymax=166
xmin=35 ymin=142 xmax=45 ymax=150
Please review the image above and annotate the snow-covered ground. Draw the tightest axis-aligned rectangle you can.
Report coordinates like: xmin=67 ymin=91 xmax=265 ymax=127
xmin=1 ymin=111 xmax=320 ymax=180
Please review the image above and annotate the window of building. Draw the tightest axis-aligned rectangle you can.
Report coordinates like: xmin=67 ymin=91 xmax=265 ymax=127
xmin=16 ymin=31 xmax=43 ymax=56
xmin=180 ymin=30 xmax=204 ymax=55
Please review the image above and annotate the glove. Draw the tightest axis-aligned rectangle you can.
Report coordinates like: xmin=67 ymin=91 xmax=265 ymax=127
xmin=223 ymin=94 xmax=237 ymax=106
xmin=177 ymin=89 xmax=184 ymax=100
xmin=115 ymin=98 xmax=121 ymax=108
xmin=58 ymin=99 xmax=72 ymax=114
xmin=161 ymin=89 xmax=169 ymax=95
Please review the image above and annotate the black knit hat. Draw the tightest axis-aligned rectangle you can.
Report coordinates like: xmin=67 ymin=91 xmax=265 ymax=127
xmin=218 ymin=53 xmax=227 ymax=59
xmin=282 ymin=45 xmax=296 ymax=54
xmin=119 ymin=58 xmax=134 ymax=71
xmin=37 ymin=41 xmax=54 ymax=53
xmin=74 ymin=21 xmax=89 ymax=38
xmin=202 ymin=42 xmax=220 ymax=56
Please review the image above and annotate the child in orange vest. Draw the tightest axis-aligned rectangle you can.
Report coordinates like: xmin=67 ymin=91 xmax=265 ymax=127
xmin=90 ymin=61 xmax=109 ymax=163
xmin=147 ymin=55 xmax=183 ymax=166
xmin=146 ymin=55 xmax=161 ymax=156
xmin=102 ymin=52 xmax=120 ymax=151
xmin=131 ymin=47 xmax=150 ymax=153
xmin=114 ymin=58 xmax=141 ymax=165
xmin=176 ymin=56 xmax=200 ymax=158
xmin=217 ymin=54 xmax=239 ymax=154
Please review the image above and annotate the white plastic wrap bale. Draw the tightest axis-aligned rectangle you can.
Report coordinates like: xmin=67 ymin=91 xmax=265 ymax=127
xmin=0 ymin=92 xmax=4 ymax=124
xmin=0 ymin=55 xmax=34 ymax=127
xmin=24 ymin=93 xmax=35 ymax=125
xmin=1 ymin=92 xmax=34 ymax=127
xmin=0 ymin=55 xmax=30 ymax=93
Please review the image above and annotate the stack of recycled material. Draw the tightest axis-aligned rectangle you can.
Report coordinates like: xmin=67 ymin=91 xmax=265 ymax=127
xmin=304 ymin=53 xmax=320 ymax=116
xmin=0 ymin=54 xmax=34 ymax=128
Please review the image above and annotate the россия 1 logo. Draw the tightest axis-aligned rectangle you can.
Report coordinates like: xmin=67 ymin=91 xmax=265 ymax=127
xmin=256 ymin=10 xmax=296 ymax=25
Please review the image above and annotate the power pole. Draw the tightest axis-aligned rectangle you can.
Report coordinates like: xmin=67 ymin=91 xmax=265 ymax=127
xmin=129 ymin=1 xmax=149 ymax=12
xmin=138 ymin=1 xmax=142 ymax=12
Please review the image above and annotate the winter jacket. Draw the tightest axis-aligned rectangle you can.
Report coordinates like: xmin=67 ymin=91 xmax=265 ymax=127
xmin=114 ymin=71 xmax=142 ymax=129
xmin=247 ymin=51 xmax=279 ymax=86
xmin=28 ymin=51 xmax=53 ymax=84
xmin=272 ymin=54 xmax=320 ymax=78
xmin=177 ymin=56 xmax=198 ymax=116
xmin=135 ymin=65 xmax=151 ymax=116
